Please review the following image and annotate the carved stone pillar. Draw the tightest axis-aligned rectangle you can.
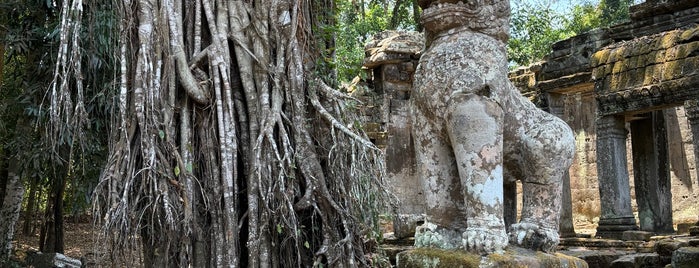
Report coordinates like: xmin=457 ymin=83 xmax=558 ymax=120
xmin=684 ymin=100 xmax=699 ymax=226
xmin=595 ymin=115 xmax=638 ymax=239
xmin=548 ymin=93 xmax=576 ymax=238
xmin=685 ymin=100 xmax=699 ymax=186
xmin=630 ymin=111 xmax=673 ymax=233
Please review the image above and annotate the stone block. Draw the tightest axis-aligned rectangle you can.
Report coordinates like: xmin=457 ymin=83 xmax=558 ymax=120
xmin=689 ymin=226 xmax=699 ymax=236
xmin=393 ymin=214 xmax=424 ymax=239
xmin=655 ymin=239 xmax=689 ymax=256
xmin=26 ymin=252 xmax=82 ymax=268
xmin=610 ymin=253 xmax=660 ymax=268
xmin=676 ymin=223 xmax=694 ymax=234
xmin=397 ymin=247 xmax=588 ymax=268
xmin=672 ymin=247 xmax=699 ymax=268
xmin=563 ymin=249 xmax=630 ymax=268
xmin=622 ymin=230 xmax=654 ymax=241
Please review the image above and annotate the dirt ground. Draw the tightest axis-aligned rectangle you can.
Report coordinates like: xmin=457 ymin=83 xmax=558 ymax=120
xmin=11 ymin=218 xmax=134 ymax=267
xmin=11 ymin=216 xmax=600 ymax=267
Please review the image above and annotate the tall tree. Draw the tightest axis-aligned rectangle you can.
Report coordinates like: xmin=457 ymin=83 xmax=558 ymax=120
xmin=51 ymin=0 xmax=385 ymax=267
xmin=0 ymin=0 xmax=62 ymax=262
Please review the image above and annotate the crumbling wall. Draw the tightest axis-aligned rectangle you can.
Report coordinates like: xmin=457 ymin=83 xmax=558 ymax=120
xmin=361 ymin=31 xmax=425 ymax=238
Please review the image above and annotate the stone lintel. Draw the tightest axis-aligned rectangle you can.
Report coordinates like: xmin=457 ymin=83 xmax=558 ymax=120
xmin=596 ymin=75 xmax=699 ymax=116
xmin=396 ymin=247 xmax=588 ymax=268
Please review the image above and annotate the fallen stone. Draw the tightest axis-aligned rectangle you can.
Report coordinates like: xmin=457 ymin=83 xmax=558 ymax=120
xmin=26 ymin=252 xmax=82 ymax=268
xmin=689 ymin=226 xmax=699 ymax=236
xmin=672 ymin=247 xmax=699 ymax=268
xmin=655 ymin=239 xmax=689 ymax=256
xmin=609 ymin=253 xmax=661 ymax=268
xmin=622 ymin=231 xmax=654 ymax=241
xmin=396 ymin=247 xmax=588 ymax=268
xmin=562 ymin=249 xmax=630 ymax=268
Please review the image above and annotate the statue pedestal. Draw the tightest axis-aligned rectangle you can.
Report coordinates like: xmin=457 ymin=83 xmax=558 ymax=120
xmin=396 ymin=247 xmax=588 ymax=268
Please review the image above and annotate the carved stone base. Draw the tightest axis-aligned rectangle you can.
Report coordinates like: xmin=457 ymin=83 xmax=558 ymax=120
xmin=396 ymin=247 xmax=588 ymax=268
xmin=596 ymin=217 xmax=639 ymax=239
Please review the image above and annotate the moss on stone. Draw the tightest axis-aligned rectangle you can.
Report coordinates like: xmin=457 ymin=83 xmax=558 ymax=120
xmin=397 ymin=248 xmax=481 ymax=268
xmin=396 ymin=247 xmax=589 ymax=268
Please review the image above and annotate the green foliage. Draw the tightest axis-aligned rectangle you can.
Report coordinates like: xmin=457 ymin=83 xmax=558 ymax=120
xmin=1 ymin=0 xmax=115 ymax=216
xmin=600 ymin=0 xmax=634 ymax=25
xmin=334 ymin=0 xmax=420 ymax=83
xmin=508 ymin=0 xmax=636 ymax=68
xmin=508 ymin=2 xmax=571 ymax=67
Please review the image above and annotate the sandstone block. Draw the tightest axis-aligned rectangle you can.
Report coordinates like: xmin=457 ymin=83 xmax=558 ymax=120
xmin=397 ymin=247 xmax=588 ymax=268
xmin=610 ymin=253 xmax=661 ymax=268
xmin=655 ymin=239 xmax=689 ymax=256
xmin=672 ymin=247 xmax=699 ymax=268
xmin=622 ymin=230 xmax=654 ymax=241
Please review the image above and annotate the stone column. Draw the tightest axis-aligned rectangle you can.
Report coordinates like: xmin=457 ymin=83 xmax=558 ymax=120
xmin=548 ymin=93 xmax=576 ymax=238
xmin=685 ymin=100 xmax=699 ymax=187
xmin=630 ymin=111 xmax=673 ymax=233
xmin=595 ymin=115 xmax=638 ymax=239
xmin=684 ymin=100 xmax=699 ymax=227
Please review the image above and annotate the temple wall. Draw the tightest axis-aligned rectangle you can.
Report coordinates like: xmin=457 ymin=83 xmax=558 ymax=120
xmin=360 ymin=0 xmax=699 ymax=235
xmin=512 ymin=0 xmax=699 ymax=231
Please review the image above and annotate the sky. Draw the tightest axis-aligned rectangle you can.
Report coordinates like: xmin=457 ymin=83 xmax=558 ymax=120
xmin=516 ymin=0 xmax=597 ymax=13
xmin=518 ymin=0 xmax=647 ymax=14
xmin=515 ymin=0 xmax=647 ymax=18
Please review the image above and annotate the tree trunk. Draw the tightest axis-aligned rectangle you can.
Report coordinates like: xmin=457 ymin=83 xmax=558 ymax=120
xmin=40 ymin=175 xmax=66 ymax=254
xmin=51 ymin=0 xmax=387 ymax=266
xmin=22 ymin=177 xmax=39 ymax=236
xmin=0 ymin=159 xmax=25 ymax=261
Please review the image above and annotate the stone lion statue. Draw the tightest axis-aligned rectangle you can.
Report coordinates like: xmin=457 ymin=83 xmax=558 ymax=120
xmin=411 ymin=0 xmax=575 ymax=254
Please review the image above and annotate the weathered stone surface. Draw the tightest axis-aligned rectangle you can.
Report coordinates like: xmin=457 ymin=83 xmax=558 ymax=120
xmin=690 ymin=226 xmax=699 ymax=236
xmin=629 ymin=0 xmax=699 ymax=20
xmin=503 ymin=0 xmax=699 ymax=236
xmin=676 ymin=223 xmax=694 ymax=235
xmin=672 ymin=247 xmax=699 ymax=268
xmin=655 ymin=239 xmax=689 ymax=257
xmin=595 ymin=115 xmax=639 ymax=239
xmin=622 ymin=231 xmax=655 ymax=242
xmin=360 ymin=30 xmax=426 ymax=236
xmin=592 ymin=25 xmax=699 ymax=116
xmin=562 ymin=250 xmax=630 ymax=268
xmin=394 ymin=214 xmax=425 ymax=239
xmin=396 ymin=247 xmax=588 ymax=268
xmin=560 ymin=238 xmax=644 ymax=250
xmin=610 ymin=253 xmax=662 ymax=268
xmin=26 ymin=252 xmax=82 ymax=268
xmin=411 ymin=0 xmax=575 ymax=255
xmin=364 ymin=31 xmax=424 ymax=69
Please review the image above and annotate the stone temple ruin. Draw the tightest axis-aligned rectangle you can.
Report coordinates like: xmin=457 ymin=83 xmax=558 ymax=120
xmin=359 ymin=0 xmax=699 ymax=266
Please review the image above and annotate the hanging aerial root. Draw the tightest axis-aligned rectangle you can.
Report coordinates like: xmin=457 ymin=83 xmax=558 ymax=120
xmin=308 ymin=80 xmax=377 ymax=150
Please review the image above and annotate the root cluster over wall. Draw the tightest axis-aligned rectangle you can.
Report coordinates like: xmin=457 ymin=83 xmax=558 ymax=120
xmin=49 ymin=0 xmax=388 ymax=266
